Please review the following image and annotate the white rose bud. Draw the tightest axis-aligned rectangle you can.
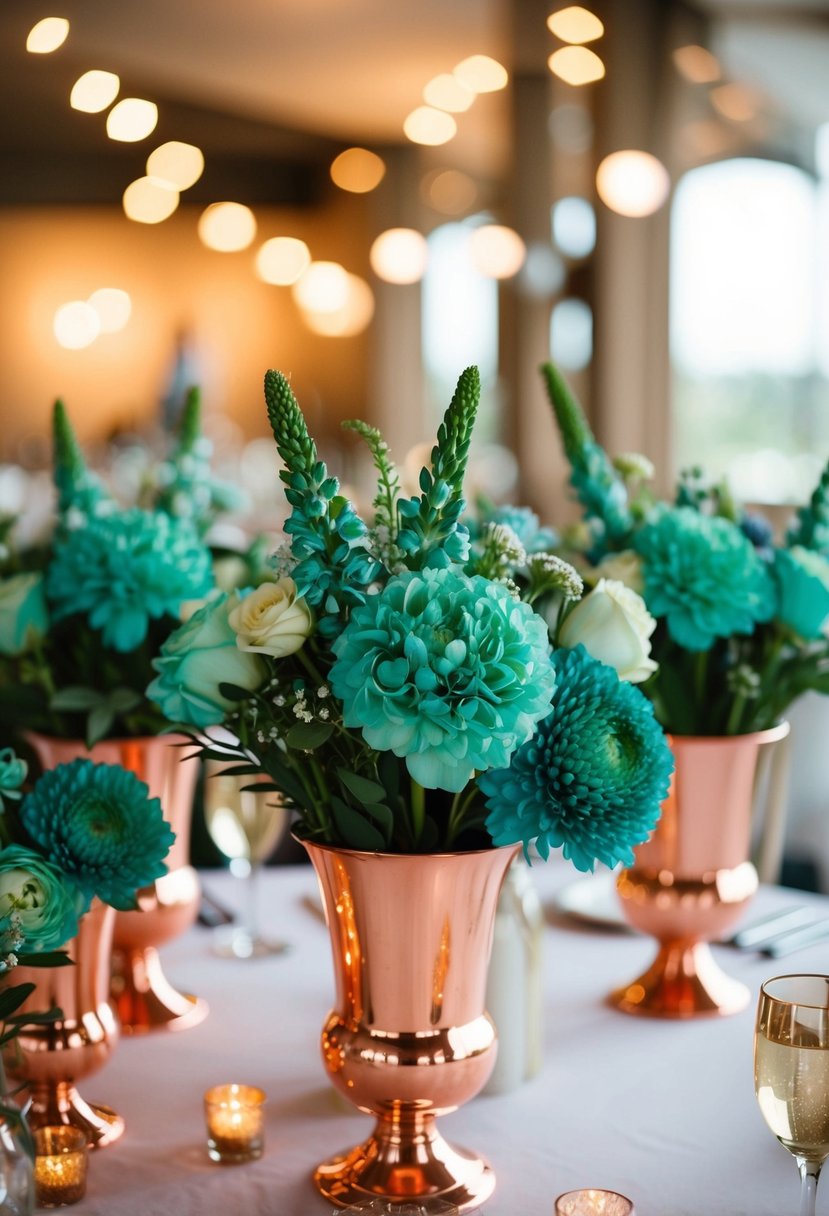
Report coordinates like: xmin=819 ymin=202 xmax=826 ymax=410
xmin=228 ymin=578 xmax=313 ymax=658
xmin=558 ymin=578 xmax=657 ymax=684
xmin=590 ymin=549 xmax=644 ymax=594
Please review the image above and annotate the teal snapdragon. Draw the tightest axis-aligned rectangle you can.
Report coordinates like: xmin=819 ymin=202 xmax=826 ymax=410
xmin=479 ymin=645 xmax=673 ymax=871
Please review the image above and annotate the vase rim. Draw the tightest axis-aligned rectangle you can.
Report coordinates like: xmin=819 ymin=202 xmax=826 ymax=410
xmin=296 ymin=834 xmax=520 ymax=863
xmin=24 ymin=729 xmax=192 ymax=747
xmin=667 ymin=720 xmax=790 ymax=746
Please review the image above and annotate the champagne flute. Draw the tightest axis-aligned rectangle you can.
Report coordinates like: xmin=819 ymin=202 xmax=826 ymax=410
xmin=754 ymin=974 xmax=829 ymax=1216
xmin=202 ymin=761 xmax=290 ymax=959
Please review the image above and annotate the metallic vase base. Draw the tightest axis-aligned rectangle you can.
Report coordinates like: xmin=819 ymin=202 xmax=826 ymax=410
xmin=111 ymin=946 xmax=208 ymax=1034
xmin=608 ymin=941 xmax=750 ymax=1018
xmin=315 ymin=1120 xmax=495 ymax=1213
xmin=27 ymin=1086 xmax=125 ymax=1150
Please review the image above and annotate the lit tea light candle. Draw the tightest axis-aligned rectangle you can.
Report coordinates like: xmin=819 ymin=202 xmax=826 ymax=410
xmin=33 ymin=1126 xmax=88 ymax=1207
xmin=204 ymin=1083 xmax=266 ymax=1163
xmin=555 ymin=1190 xmax=635 ymax=1216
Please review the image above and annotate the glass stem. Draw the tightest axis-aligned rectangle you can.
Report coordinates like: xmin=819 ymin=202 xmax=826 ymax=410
xmin=243 ymin=861 xmax=261 ymax=943
xmin=798 ymin=1158 xmax=822 ymax=1216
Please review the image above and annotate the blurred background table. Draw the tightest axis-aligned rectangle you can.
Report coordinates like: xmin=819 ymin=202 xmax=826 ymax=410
xmin=68 ymin=859 xmax=828 ymax=1216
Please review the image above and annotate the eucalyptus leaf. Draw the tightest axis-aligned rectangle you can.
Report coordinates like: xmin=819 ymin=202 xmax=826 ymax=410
xmin=362 ymin=801 xmax=394 ymax=839
xmin=285 ymin=721 xmax=334 ymax=750
xmin=337 ymin=769 xmax=387 ymax=805
xmin=106 ymin=687 xmax=143 ymax=714
xmin=15 ymin=952 xmax=72 ymax=969
xmin=6 ymin=1007 xmax=63 ymax=1027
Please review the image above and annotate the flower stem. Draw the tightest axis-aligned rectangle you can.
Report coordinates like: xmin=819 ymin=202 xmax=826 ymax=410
xmin=446 ymin=785 xmax=478 ymax=848
xmin=410 ymin=778 xmax=425 ymax=844
xmin=725 ymin=691 xmax=746 ymax=736
xmin=694 ymin=649 xmax=708 ymax=718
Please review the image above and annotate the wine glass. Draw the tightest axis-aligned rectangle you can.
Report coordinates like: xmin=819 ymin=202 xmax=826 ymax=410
xmin=754 ymin=974 xmax=829 ymax=1216
xmin=202 ymin=761 xmax=291 ymax=959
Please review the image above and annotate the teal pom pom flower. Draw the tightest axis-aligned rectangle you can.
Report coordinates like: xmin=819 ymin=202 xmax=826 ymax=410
xmin=0 ymin=844 xmax=83 ymax=951
xmin=479 ymin=644 xmax=674 ymax=871
xmin=773 ymin=546 xmax=829 ymax=640
xmin=634 ymin=506 xmax=775 ymax=651
xmin=147 ymin=591 xmax=267 ymax=727
xmin=46 ymin=508 xmax=213 ymax=652
xmin=329 ymin=567 xmax=556 ymax=793
xmin=20 ymin=759 xmax=175 ymax=911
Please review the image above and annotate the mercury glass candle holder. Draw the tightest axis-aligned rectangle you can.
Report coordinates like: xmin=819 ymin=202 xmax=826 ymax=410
xmin=203 ymin=1083 xmax=266 ymax=1163
xmin=33 ymin=1126 xmax=88 ymax=1207
xmin=555 ymin=1190 xmax=635 ymax=1216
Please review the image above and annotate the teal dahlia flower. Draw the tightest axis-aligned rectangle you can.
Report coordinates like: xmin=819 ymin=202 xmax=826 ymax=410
xmin=634 ymin=506 xmax=775 ymax=651
xmin=20 ymin=760 xmax=175 ymax=911
xmin=329 ymin=568 xmax=556 ymax=792
xmin=479 ymin=645 xmax=673 ymax=871
xmin=46 ymin=508 xmax=213 ymax=652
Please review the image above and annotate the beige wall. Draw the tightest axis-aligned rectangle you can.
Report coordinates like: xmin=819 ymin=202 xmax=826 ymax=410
xmin=0 ymin=194 xmax=373 ymax=461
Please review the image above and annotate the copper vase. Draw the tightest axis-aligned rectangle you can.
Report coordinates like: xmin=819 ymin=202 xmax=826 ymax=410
xmin=610 ymin=722 xmax=790 ymax=1019
xmin=5 ymin=901 xmax=122 ymax=1148
xmin=303 ymin=840 xmax=517 ymax=1212
xmin=26 ymin=733 xmax=207 ymax=1034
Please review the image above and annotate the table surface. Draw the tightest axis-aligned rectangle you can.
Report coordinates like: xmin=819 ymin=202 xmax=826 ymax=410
xmin=64 ymin=859 xmax=829 ymax=1216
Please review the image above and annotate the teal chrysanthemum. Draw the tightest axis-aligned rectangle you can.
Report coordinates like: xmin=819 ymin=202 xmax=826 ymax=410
xmin=20 ymin=759 xmax=175 ymax=911
xmin=480 ymin=645 xmax=673 ymax=871
xmin=329 ymin=567 xmax=556 ymax=792
xmin=46 ymin=508 xmax=213 ymax=652
xmin=634 ymin=506 xmax=775 ymax=651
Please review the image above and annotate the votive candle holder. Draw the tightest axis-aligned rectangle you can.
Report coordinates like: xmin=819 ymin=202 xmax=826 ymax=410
xmin=555 ymin=1190 xmax=635 ymax=1216
xmin=204 ymin=1083 xmax=266 ymax=1163
xmin=33 ymin=1126 xmax=88 ymax=1207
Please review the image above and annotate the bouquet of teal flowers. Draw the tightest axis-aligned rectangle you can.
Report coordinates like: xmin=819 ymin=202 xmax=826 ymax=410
xmin=542 ymin=362 xmax=829 ymax=736
xmin=0 ymin=391 xmax=253 ymax=748
xmin=147 ymin=367 xmax=673 ymax=871
xmin=0 ymin=744 xmax=173 ymax=1144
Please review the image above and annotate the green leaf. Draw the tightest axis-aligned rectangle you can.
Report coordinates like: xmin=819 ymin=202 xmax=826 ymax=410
xmin=362 ymin=802 xmax=394 ymax=839
xmin=15 ymin=952 xmax=72 ymax=969
xmin=106 ymin=687 xmax=143 ymax=714
xmin=6 ymin=1006 xmax=63 ymax=1026
xmin=285 ymin=721 xmax=334 ymax=750
xmin=337 ymin=769 xmax=388 ymax=805
xmin=217 ymin=682 xmax=254 ymax=703
xmin=0 ymin=983 xmax=36 ymax=1020
xmin=86 ymin=703 xmax=114 ymax=747
xmin=377 ymin=751 xmax=400 ymax=800
xmin=50 ymin=686 xmax=102 ymax=712
xmin=330 ymin=800 xmax=385 ymax=851
xmin=418 ymin=815 xmax=440 ymax=852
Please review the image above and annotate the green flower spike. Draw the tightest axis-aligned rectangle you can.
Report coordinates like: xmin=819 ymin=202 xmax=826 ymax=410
xmin=396 ymin=365 xmax=480 ymax=570
xmin=265 ymin=371 xmax=381 ymax=637
xmin=52 ymin=399 xmax=108 ymax=519
xmin=540 ymin=361 xmax=632 ymax=559
xmin=787 ymin=457 xmax=829 ymax=558
xmin=154 ymin=386 xmax=246 ymax=533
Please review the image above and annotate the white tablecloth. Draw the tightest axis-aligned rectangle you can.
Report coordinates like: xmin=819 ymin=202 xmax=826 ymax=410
xmin=65 ymin=861 xmax=829 ymax=1216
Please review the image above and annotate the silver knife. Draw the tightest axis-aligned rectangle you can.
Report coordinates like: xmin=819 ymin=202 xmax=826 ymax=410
xmin=761 ymin=919 xmax=829 ymax=958
xmin=729 ymin=906 xmax=815 ymax=949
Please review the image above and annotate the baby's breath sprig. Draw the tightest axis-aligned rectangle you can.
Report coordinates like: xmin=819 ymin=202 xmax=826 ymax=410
xmin=525 ymin=553 xmax=584 ymax=605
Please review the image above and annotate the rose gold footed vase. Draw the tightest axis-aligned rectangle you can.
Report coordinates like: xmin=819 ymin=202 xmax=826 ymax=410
xmin=610 ymin=722 xmax=790 ymax=1019
xmin=304 ymin=840 xmax=517 ymax=1212
xmin=6 ymin=901 xmax=122 ymax=1148
xmin=26 ymin=733 xmax=207 ymax=1034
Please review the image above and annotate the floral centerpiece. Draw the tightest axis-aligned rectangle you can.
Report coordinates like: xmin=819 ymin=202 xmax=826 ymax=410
xmin=145 ymin=365 xmax=674 ymax=1205
xmin=0 ymin=389 xmax=249 ymax=748
xmin=541 ymin=360 xmax=829 ymax=1017
xmin=148 ymin=366 xmax=674 ymax=870
xmin=541 ymin=361 xmax=829 ymax=736
xmin=0 ymin=744 xmax=173 ymax=1166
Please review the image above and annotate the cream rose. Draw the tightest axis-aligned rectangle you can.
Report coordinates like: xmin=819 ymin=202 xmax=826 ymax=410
xmin=228 ymin=578 xmax=313 ymax=658
xmin=558 ymin=578 xmax=657 ymax=684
